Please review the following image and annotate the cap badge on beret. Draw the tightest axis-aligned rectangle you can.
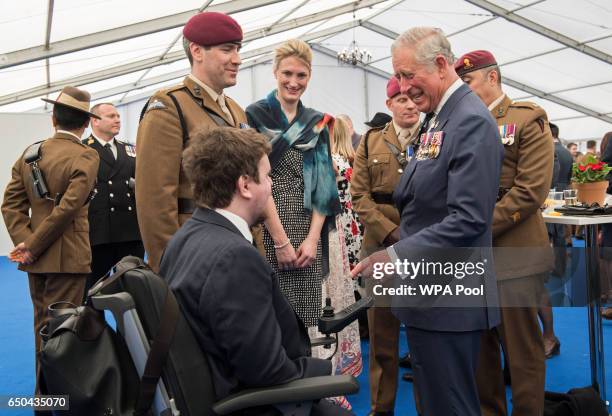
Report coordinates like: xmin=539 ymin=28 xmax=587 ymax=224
xmin=463 ymin=58 xmax=473 ymax=71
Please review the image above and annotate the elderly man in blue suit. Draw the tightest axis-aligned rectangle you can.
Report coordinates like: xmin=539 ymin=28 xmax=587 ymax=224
xmin=353 ymin=27 xmax=503 ymax=415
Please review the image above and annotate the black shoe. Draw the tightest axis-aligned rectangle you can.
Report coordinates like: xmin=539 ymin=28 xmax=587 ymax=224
xmin=368 ymin=411 xmax=394 ymax=416
xmin=402 ymin=372 xmax=414 ymax=382
xmin=399 ymin=353 xmax=412 ymax=369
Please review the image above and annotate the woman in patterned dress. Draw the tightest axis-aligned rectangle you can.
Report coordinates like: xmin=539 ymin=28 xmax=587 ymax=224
xmin=246 ymin=39 xmax=340 ymax=329
xmin=331 ymin=117 xmax=363 ymax=270
xmin=323 ymin=116 xmax=364 ymax=408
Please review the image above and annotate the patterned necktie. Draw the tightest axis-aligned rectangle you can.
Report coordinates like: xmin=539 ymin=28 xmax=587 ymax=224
xmin=417 ymin=112 xmax=435 ymax=137
xmin=104 ymin=143 xmax=115 ymax=161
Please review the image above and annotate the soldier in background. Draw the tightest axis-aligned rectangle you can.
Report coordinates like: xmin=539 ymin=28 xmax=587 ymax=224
xmin=136 ymin=12 xmax=248 ymax=272
xmin=456 ymin=49 xmax=554 ymax=416
xmin=2 ymin=86 xmax=99 ymax=394
xmin=351 ymin=76 xmax=420 ymax=416
xmin=82 ymin=103 xmax=144 ymax=295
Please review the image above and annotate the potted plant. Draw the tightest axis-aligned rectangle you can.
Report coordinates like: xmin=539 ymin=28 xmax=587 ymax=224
xmin=571 ymin=154 xmax=612 ymax=205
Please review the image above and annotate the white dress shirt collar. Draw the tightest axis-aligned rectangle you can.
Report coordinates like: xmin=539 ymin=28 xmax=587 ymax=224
xmin=214 ymin=208 xmax=253 ymax=243
xmin=92 ymin=133 xmax=115 ymax=149
xmin=434 ymin=78 xmax=464 ymax=116
xmin=56 ymin=130 xmax=83 ymax=142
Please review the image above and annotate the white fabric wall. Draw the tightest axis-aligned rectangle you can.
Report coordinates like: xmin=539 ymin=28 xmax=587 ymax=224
xmin=0 ymin=113 xmax=54 ymax=254
xmin=0 ymin=51 xmax=389 ymax=254
xmin=119 ymin=50 xmax=389 ymax=140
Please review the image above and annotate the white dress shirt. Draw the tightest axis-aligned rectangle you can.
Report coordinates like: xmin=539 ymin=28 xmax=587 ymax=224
xmin=214 ymin=208 xmax=253 ymax=243
xmin=93 ymin=134 xmax=117 ymax=159
xmin=427 ymin=78 xmax=464 ymax=129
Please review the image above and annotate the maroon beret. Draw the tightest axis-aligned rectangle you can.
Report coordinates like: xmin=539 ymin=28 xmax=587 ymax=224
xmin=454 ymin=50 xmax=497 ymax=77
xmin=183 ymin=12 xmax=243 ymax=47
xmin=386 ymin=76 xmax=401 ymax=99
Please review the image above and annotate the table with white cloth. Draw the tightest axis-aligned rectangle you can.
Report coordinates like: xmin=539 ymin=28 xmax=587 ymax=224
xmin=543 ymin=213 xmax=611 ymax=409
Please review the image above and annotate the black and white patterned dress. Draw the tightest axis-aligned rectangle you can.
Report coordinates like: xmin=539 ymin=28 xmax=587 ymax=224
xmin=263 ymin=147 xmax=323 ymax=327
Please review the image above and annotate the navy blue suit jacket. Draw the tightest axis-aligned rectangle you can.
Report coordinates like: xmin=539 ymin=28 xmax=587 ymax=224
xmin=391 ymin=83 xmax=503 ymax=332
xmin=159 ymin=208 xmax=331 ymax=400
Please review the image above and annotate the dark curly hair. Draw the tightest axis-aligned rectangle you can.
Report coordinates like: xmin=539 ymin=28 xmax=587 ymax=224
xmin=182 ymin=127 xmax=271 ymax=209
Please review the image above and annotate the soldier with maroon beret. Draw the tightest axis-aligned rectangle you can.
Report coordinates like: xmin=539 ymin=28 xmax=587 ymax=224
xmin=136 ymin=12 xmax=249 ymax=272
xmin=456 ymin=49 xmax=554 ymax=416
xmin=351 ymin=76 xmax=421 ymax=416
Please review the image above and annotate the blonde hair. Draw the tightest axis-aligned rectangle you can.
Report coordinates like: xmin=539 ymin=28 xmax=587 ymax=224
xmin=273 ymin=39 xmax=312 ymax=71
xmin=332 ymin=117 xmax=355 ymax=162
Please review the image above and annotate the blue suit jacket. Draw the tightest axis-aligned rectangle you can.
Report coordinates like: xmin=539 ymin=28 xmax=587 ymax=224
xmin=391 ymin=83 xmax=503 ymax=332
xmin=159 ymin=208 xmax=331 ymax=400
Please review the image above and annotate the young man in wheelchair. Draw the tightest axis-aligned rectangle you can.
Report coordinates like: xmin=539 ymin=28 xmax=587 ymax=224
xmin=159 ymin=127 xmax=352 ymax=415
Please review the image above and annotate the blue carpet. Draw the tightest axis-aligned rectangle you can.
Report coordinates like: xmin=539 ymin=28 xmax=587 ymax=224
xmin=0 ymin=256 xmax=610 ymax=415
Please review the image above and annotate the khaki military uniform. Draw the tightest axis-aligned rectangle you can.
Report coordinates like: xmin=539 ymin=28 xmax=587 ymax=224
xmin=476 ymin=95 xmax=554 ymax=416
xmin=2 ymin=131 xmax=99 ymax=390
xmin=135 ymin=75 xmax=247 ymax=272
xmin=351 ymin=122 xmax=416 ymax=412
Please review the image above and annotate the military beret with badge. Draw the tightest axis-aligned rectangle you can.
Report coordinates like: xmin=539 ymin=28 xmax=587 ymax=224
xmin=454 ymin=49 xmax=498 ymax=77
xmin=183 ymin=11 xmax=243 ymax=47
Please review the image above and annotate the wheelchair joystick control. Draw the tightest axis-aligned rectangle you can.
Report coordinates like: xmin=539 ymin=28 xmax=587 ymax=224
xmin=322 ymin=297 xmax=334 ymax=318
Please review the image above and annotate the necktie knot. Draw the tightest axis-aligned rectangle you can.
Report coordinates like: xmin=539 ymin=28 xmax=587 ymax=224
xmin=417 ymin=112 xmax=436 ymax=137
xmin=217 ymin=94 xmax=234 ymax=124
xmin=103 ymin=142 xmax=115 ymax=161
xmin=423 ymin=112 xmax=435 ymax=126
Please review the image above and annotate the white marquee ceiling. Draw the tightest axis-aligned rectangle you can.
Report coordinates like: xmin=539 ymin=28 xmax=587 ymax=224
xmin=0 ymin=0 xmax=610 ymax=140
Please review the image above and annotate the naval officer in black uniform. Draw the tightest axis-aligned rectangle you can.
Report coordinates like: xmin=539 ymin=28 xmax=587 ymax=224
xmin=83 ymin=102 xmax=144 ymax=295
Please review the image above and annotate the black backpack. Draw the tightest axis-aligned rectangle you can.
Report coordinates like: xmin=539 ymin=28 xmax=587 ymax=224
xmin=39 ymin=256 xmax=199 ymax=415
xmin=92 ymin=256 xmax=216 ymax=416
xmin=40 ymin=300 xmax=142 ymax=415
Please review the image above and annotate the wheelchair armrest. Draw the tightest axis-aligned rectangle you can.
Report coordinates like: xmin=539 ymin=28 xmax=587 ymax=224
xmin=318 ymin=295 xmax=373 ymax=335
xmin=212 ymin=375 xmax=359 ymax=415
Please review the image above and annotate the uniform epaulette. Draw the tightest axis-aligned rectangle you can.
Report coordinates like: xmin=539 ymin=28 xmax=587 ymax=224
xmin=164 ymin=82 xmax=186 ymax=95
xmin=365 ymin=122 xmax=388 ymax=136
xmin=363 ymin=122 xmax=389 ymax=158
xmin=510 ymin=100 xmax=540 ymax=110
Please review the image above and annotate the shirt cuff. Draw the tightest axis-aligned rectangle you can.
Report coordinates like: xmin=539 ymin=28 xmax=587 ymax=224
xmin=387 ymin=245 xmax=399 ymax=263
xmin=386 ymin=245 xmax=408 ymax=280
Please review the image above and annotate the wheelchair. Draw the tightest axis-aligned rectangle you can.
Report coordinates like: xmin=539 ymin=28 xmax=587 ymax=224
xmin=88 ymin=256 xmax=371 ymax=416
